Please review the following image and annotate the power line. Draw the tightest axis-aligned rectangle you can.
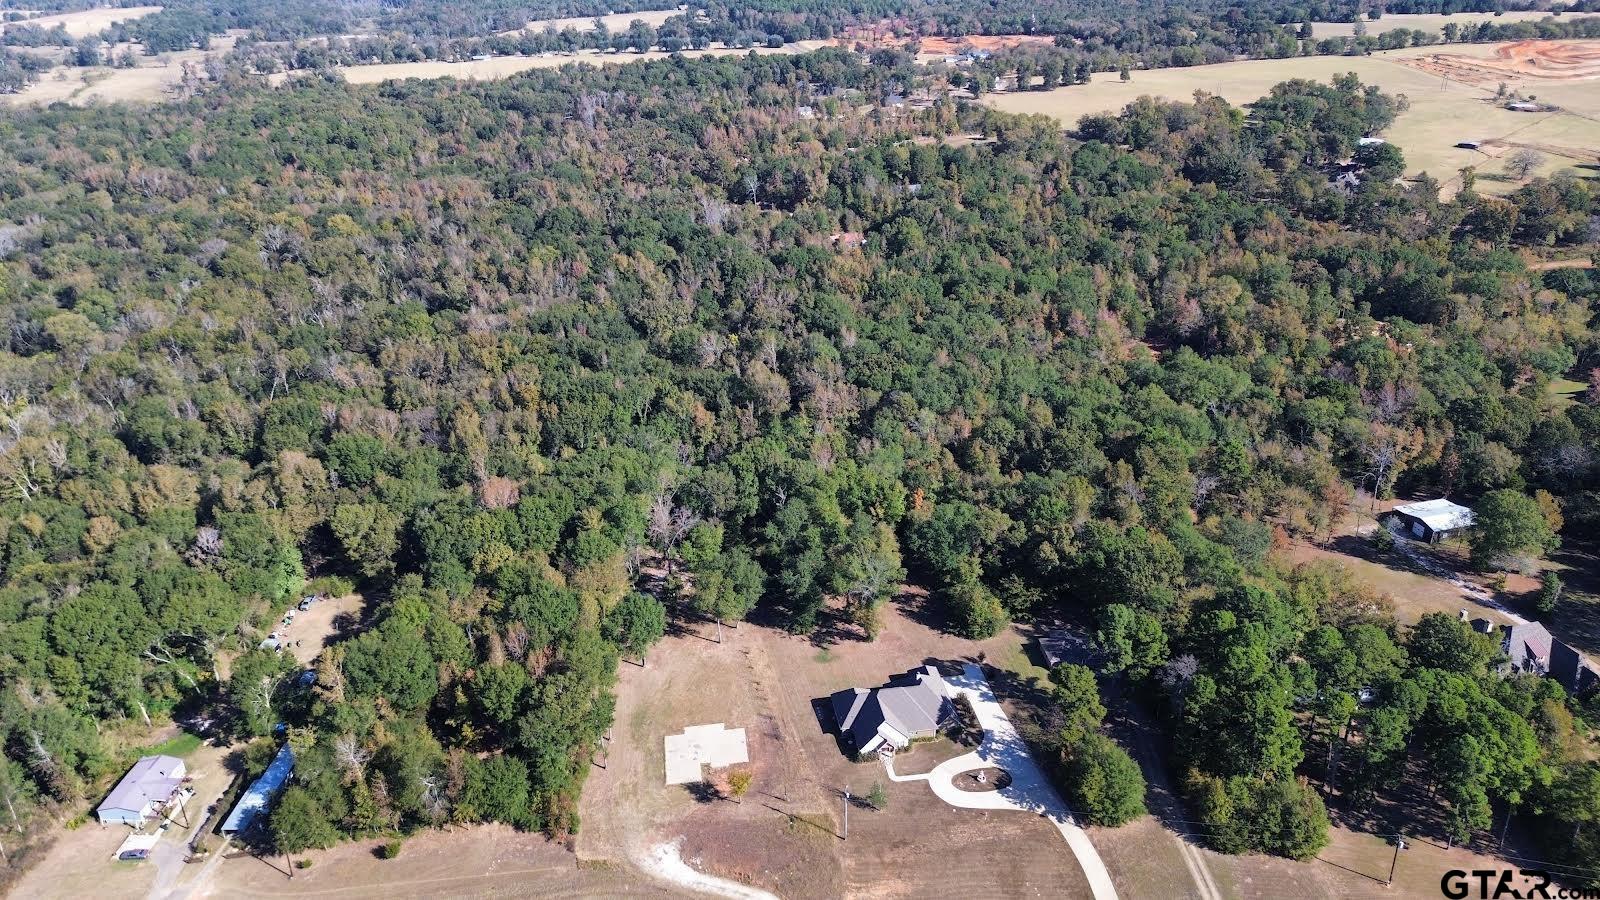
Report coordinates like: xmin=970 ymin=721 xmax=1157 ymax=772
xmin=1156 ymin=816 xmax=1600 ymax=879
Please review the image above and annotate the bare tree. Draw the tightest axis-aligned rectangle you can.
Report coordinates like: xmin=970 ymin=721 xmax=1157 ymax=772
xmin=1504 ymin=147 xmax=1545 ymax=181
xmin=333 ymin=734 xmax=370 ymax=784
xmin=648 ymin=491 xmax=700 ymax=574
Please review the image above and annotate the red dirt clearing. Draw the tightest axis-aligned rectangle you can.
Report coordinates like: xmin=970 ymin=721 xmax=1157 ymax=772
xmin=1400 ymin=39 xmax=1600 ymax=84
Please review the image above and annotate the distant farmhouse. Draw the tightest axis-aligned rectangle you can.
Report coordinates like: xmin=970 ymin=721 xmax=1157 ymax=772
xmin=97 ymin=755 xmax=186 ymax=827
xmin=1388 ymin=498 xmax=1476 ymax=543
xmin=1467 ymin=613 xmax=1599 ymax=696
xmin=830 ymin=665 xmax=955 ymax=755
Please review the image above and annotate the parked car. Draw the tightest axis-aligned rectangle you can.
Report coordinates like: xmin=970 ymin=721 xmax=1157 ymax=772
xmin=298 ymin=597 xmax=313 ymax=611
xmin=119 ymin=849 xmax=150 ymax=861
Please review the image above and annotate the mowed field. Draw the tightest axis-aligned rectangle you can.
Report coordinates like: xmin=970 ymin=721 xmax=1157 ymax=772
xmin=0 ymin=5 xmax=162 ymax=37
xmin=985 ymin=40 xmax=1600 ymax=195
xmin=498 ymin=7 xmax=680 ymax=37
xmin=1307 ymin=10 xmax=1587 ymax=38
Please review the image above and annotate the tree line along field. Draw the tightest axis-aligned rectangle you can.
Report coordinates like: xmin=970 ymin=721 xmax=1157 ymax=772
xmin=1306 ymin=10 xmax=1581 ymax=39
xmin=984 ymin=39 xmax=1600 ymax=195
xmin=314 ymin=42 xmax=817 ymax=85
xmin=495 ymin=8 xmax=681 ymax=38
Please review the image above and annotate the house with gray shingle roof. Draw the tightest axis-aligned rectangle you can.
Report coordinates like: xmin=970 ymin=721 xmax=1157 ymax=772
xmin=830 ymin=665 xmax=955 ymax=755
xmin=97 ymin=755 xmax=185 ymax=827
xmin=1500 ymin=621 xmax=1554 ymax=676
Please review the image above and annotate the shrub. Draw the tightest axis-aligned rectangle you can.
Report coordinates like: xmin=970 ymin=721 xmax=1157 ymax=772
xmin=380 ymin=839 xmax=403 ymax=859
xmin=867 ymin=781 xmax=887 ymax=810
xmin=1370 ymin=525 xmax=1395 ymax=553
xmin=295 ymin=858 xmax=313 ymax=869
xmin=306 ymin=574 xmax=355 ymax=597
xmin=728 ymin=769 xmax=752 ymax=799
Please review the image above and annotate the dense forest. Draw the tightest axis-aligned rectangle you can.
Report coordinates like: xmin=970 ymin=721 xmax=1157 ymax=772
xmin=0 ymin=0 xmax=1597 ymax=891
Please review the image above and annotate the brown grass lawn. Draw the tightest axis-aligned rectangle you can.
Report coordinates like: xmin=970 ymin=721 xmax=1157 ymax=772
xmin=578 ymin=590 xmax=1096 ymax=898
xmin=201 ymin=824 xmax=672 ymax=899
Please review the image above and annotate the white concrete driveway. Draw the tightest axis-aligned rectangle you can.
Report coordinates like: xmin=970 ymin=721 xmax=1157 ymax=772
xmin=883 ymin=664 xmax=1120 ymax=900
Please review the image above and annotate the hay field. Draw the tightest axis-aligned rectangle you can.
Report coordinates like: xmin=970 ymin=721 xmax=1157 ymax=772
xmin=0 ymin=5 xmax=162 ymax=38
xmin=1307 ymin=10 xmax=1580 ymax=38
xmin=497 ymin=7 xmax=680 ymax=37
xmin=329 ymin=44 xmax=802 ymax=84
xmin=985 ymin=41 xmax=1600 ymax=194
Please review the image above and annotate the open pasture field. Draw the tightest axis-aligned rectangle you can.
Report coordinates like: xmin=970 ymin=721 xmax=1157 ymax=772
xmin=0 ymin=5 xmax=162 ymax=37
xmin=1307 ymin=10 xmax=1585 ymax=38
xmin=1 ymin=34 xmax=237 ymax=106
xmin=985 ymin=40 xmax=1600 ymax=194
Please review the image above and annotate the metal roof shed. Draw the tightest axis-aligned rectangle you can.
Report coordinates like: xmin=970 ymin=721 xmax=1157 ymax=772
xmin=1390 ymin=499 xmax=1476 ymax=543
xmin=221 ymin=744 xmax=294 ymax=836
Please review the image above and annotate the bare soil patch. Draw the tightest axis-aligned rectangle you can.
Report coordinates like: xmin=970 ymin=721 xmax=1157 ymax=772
xmin=1399 ymin=38 xmax=1600 ymax=84
xmin=277 ymin=591 xmax=366 ymax=666
xmin=918 ymin=34 xmax=1056 ymax=55
xmin=985 ymin=41 xmax=1600 ymax=194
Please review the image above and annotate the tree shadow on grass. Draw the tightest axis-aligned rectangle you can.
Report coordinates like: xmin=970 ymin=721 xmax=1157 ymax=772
xmin=683 ymin=781 xmax=723 ymax=804
xmin=1549 ymin=537 xmax=1600 ymax=655
xmin=893 ymin=588 xmax=960 ymax=635
xmin=808 ymin=604 xmax=866 ymax=649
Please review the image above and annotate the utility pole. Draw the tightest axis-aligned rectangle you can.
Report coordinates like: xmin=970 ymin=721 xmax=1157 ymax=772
xmin=842 ymin=787 xmax=849 ymax=840
xmin=1386 ymin=834 xmax=1406 ymax=887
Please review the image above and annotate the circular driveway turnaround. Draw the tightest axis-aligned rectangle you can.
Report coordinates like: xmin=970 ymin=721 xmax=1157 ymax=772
xmin=882 ymin=664 xmax=1120 ymax=900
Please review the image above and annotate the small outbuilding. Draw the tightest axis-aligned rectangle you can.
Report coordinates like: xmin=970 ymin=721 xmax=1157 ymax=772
xmin=1388 ymin=498 xmax=1476 ymax=543
xmin=221 ymin=744 xmax=294 ymax=836
xmin=97 ymin=755 xmax=186 ymax=827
